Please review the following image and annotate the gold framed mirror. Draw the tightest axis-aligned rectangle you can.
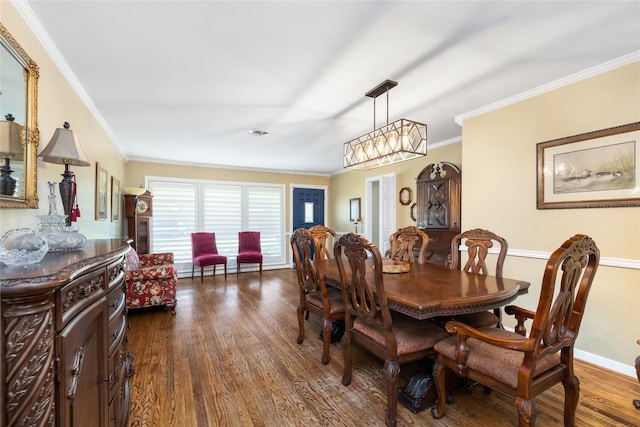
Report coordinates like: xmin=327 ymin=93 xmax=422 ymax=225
xmin=0 ymin=23 xmax=39 ymax=208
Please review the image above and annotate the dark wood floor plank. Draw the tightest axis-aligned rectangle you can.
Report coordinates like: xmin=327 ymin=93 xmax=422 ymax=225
xmin=127 ymin=269 xmax=640 ymax=426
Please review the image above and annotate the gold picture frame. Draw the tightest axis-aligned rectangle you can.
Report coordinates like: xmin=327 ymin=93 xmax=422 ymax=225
xmin=111 ymin=176 xmax=120 ymax=222
xmin=95 ymin=163 xmax=108 ymax=220
xmin=537 ymin=122 xmax=640 ymax=209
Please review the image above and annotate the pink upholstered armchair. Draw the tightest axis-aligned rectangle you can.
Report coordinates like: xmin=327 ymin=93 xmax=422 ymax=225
xmin=125 ymin=248 xmax=177 ymax=313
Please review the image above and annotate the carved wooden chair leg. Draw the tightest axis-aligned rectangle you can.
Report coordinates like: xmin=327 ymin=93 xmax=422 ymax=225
xmin=296 ymin=306 xmax=305 ymax=344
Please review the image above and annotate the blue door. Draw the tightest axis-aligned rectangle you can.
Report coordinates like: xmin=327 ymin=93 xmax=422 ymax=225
xmin=292 ymin=188 xmax=325 ymax=231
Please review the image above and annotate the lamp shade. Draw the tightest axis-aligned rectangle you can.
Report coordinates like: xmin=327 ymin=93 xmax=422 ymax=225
xmin=0 ymin=114 xmax=24 ymax=160
xmin=343 ymin=118 xmax=427 ymax=170
xmin=343 ymin=79 xmax=427 ymax=170
xmin=124 ymin=187 xmax=147 ymax=196
xmin=38 ymin=122 xmax=90 ymax=166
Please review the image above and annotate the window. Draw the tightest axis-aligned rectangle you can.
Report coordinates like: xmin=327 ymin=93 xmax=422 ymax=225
xmin=148 ymin=178 xmax=286 ymax=272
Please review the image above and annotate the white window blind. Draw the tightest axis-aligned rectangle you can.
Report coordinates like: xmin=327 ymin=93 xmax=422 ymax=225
xmin=148 ymin=178 xmax=285 ymax=272
xmin=147 ymin=181 xmax=198 ymax=264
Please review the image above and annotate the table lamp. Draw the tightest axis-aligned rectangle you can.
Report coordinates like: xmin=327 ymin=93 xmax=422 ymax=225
xmin=0 ymin=114 xmax=24 ymax=196
xmin=38 ymin=122 xmax=90 ymax=226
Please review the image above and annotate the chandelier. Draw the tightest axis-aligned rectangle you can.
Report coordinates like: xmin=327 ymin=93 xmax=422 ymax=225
xmin=343 ymin=79 xmax=427 ymax=170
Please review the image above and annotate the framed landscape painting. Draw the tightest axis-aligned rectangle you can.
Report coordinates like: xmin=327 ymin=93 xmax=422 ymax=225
xmin=537 ymin=122 xmax=640 ymax=209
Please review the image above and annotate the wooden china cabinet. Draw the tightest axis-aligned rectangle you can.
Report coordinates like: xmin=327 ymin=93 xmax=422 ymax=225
xmin=124 ymin=191 xmax=152 ymax=254
xmin=415 ymin=161 xmax=462 ymax=266
xmin=0 ymin=239 xmax=133 ymax=427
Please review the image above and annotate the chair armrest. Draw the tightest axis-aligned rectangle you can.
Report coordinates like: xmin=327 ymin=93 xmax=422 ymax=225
xmin=139 ymin=252 xmax=174 ymax=268
xmin=505 ymin=305 xmax=535 ymax=319
xmin=445 ymin=320 xmax=533 ymax=353
xmin=505 ymin=305 xmax=535 ymax=336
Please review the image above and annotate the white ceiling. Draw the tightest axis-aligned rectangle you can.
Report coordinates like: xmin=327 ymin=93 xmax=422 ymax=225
xmin=18 ymin=1 xmax=640 ymax=175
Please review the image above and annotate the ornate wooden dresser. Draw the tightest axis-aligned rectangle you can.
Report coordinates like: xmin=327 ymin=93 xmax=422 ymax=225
xmin=0 ymin=239 xmax=133 ymax=427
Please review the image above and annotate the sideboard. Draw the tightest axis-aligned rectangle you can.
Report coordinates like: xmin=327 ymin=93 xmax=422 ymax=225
xmin=0 ymin=239 xmax=133 ymax=427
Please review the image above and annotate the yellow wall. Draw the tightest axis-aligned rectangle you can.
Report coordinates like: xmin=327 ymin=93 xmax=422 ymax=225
xmin=0 ymin=4 xmax=126 ymax=239
xmin=461 ymin=62 xmax=640 ymax=366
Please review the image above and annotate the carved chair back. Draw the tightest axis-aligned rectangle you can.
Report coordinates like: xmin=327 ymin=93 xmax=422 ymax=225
xmin=519 ymin=234 xmax=599 ymax=354
xmin=334 ymin=233 xmax=395 ymax=354
xmin=449 ymin=228 xmax=508 ymax=276
xmin=388 ymin=226 xmax=430 ymax=264
xmin=308 ymin=225 xmax=336 ymax=260
xmin=290 ymin=228 xmax=325 ymax=297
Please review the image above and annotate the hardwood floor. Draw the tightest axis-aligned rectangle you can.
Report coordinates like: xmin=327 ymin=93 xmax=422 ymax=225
xmin=127 ymin=269 xmax=640 ymax=427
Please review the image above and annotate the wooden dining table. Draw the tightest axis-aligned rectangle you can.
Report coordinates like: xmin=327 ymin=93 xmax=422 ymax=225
xmin=323 ymin=258 xmax=531 ymax=321
xmin=323 ymin=258 xmax=531 ymax=413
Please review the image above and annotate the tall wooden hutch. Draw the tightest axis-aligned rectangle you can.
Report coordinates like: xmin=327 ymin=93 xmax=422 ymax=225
xmin=415 ymin=162 xmax=462 ymax=266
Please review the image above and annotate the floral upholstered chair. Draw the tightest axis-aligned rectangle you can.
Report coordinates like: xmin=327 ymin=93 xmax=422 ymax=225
xmin=125 ymin=248 xmax=178 ymax=313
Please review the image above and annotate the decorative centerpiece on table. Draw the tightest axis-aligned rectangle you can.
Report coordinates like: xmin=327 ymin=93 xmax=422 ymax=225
xmin=382 ymin=259 xmax=410 ymax=273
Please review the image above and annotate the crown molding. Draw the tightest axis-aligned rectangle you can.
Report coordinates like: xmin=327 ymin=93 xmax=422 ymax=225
xmin=455 ymin=51 xmax=640 ymax=126
xmin=12 ymin=1 xmax=118 ymax=143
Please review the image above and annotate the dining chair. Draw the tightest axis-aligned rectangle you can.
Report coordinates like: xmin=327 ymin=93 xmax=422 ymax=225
xmin=335 ymin=232 xmax=450 ymax=427
xmin=431 ymin=234 xmax=600 ymax=426
xmin=191 ymin=232 xmax=227 ymax=281
xmin=388 ymin=226 xmax=429 ymax=264
xmin=291 ymin=227 xmax=345 ymax=365
xmin=308 ymin=224 xmax=336 ymax=260
xmin=237 ymin=231 xmax=263 ymax=276
xmin=447 ymin=228 xmax=509 ymax=329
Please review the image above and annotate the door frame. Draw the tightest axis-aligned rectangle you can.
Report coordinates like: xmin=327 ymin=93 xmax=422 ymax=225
xmin=364 ymin=173 xmax=396 ymax=254
xmin=289 ymin=184 xmax=329 ymax=266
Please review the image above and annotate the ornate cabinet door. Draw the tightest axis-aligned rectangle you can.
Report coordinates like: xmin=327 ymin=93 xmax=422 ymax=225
xmin=57 ymin=296 xmax=109 ymax=427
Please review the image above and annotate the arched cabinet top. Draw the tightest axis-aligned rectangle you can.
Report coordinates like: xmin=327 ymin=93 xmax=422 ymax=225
xmin=416 ymin=161 xmax=461 ymax=183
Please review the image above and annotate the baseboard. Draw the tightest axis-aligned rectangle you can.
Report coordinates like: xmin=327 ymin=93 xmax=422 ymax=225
xmin=504 ymin=325 xmax=636 ymax=378
xmin=574 ymin=348 xmax=637 ymax=378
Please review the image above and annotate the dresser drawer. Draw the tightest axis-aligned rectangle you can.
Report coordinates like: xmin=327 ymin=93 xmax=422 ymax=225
xmin=107 ymin=258 xmax=125 ymax=291
xmin=106 ymin=286 xmax=126 ymax=324
xmin=107 ymin=312 xmax=127 ymax=355
xmin=107 ymin=338 xmax=127 ymax=398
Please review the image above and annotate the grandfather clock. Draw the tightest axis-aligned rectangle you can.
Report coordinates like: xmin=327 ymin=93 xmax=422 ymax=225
xmin=124 ymin=190 xmax=153 ymax=254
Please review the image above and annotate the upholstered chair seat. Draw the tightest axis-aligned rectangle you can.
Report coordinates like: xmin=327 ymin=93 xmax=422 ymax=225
xmin=434 ymin=327 xmax=561 ymax=389
xmin=305 ymin=286 xmax=345 ymax=315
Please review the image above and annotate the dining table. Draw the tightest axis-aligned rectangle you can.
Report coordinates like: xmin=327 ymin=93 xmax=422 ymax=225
xmin=322 ymin=257 xmax=531 ymax=413
xmin=323 ymin=258 xmax=531 ymax=321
